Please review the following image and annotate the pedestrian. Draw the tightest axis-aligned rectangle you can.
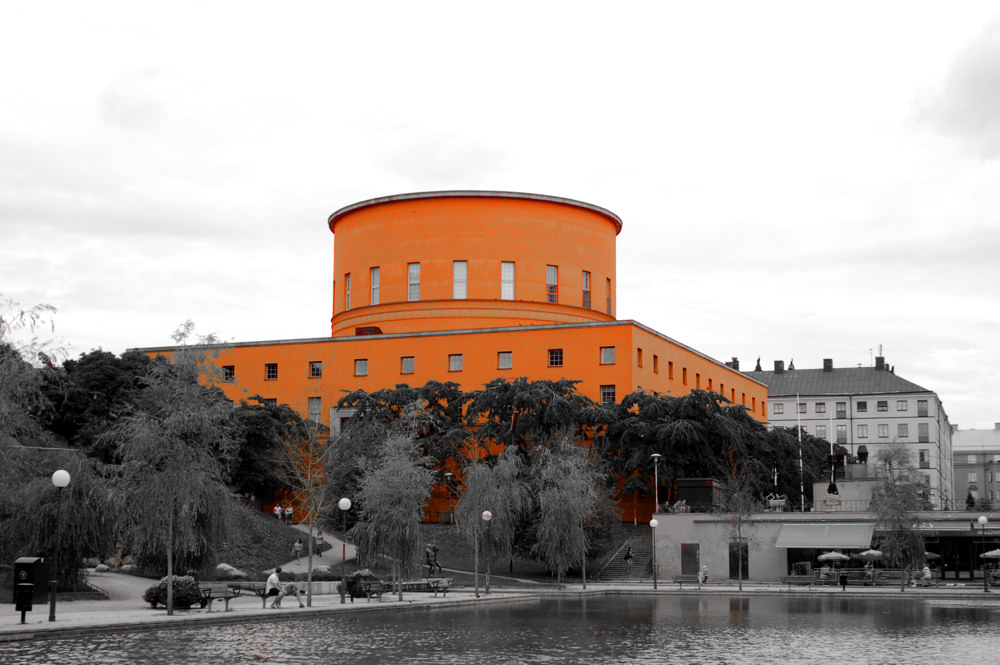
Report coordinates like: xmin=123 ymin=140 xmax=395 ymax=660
xmin=623 ymin=546 xmax=634 ymax=575
xmin=316 ymin=529 xmax=325 ymax=557
xmin=274 ymin=504 xmax=282 ymax=521
xmin=293 ymin=538 xmax=303 ymax=564
xmin=267 ymin=567 xmax=283 ymax=608
xmin=839 ymin=568 xmax=848 ymax=591
xmin=284 ymin=506 xmax=294 ymax=524
xmin=697 ymin=565 xmax=708 ymax=588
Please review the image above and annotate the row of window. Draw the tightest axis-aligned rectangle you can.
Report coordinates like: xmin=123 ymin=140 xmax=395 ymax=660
xmin=967 ymin=472 xmax=1000 ymax=483
xmin=343 ymin=262 xmax=612 ymax=313
xmin=772 ymin=398 xmax=929 ymax=418
xmin=964 ymin=454 xmax=1000 ymax=464
xmin=796 ymin=422 xmax=931 ymax=443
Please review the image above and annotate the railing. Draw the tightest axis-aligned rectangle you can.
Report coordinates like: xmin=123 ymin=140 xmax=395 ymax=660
xmin=813 ymin=498 xmax=871 ymax=512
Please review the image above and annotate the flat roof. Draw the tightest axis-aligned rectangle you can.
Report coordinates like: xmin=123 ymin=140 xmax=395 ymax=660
xmin=327 ymin=190 xmax=623 ymax=235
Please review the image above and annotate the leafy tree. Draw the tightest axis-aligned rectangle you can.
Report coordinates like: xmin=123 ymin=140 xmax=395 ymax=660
xmin=870 ymin=445 xmax=926 ymax=591
xmin=348 ymin=434 xmax=435 ymax=601
xmin=231 ymin=397 xmax=300 ymax=503
xmin=0 ymin=343 xmax=47 ymax=446
xmin=103 ymin=345 xmax=239 ymax=614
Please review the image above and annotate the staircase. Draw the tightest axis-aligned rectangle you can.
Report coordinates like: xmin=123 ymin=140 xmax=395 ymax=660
xmin=597 ymin=526 xmax=654 ymax=582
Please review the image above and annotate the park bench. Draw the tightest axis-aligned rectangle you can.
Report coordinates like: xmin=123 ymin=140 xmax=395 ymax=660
xmin=779 ymin=575 xmax=813 ymax=590
xmin=199 ymin=583 xmax=241 ymax=612
xmin=360 ymin=579 xmax=385 ymax=602
xmin=673 ymin=574 xmax=707 ymax=588
xmin=232 ymin=582 xmax=270 ymax=609
xmin=425 ymin=577 xmax=454 ymax=598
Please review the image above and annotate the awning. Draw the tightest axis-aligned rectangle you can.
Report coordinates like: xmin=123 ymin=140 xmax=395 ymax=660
xmin=775 ymin=523 xmax=874 ymax=549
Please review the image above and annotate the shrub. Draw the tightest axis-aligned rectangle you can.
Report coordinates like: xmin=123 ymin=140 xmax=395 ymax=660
xmin=142 ymin=575 xmax=202 ymax=609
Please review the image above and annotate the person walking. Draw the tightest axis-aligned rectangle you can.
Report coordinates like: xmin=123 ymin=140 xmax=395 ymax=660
xmin=284 ymin=506 xmax=294 ymax=524
xmin=624 ymin=546 xmax=634 ymax=575
xmin=274 ymin=504 xmax=282 ymax=521
xmin=293 ymin=538 xmax=304 ymax=565
xmin=316 ymin=529 xmax=325 ymax=557
xmin=697 ymin=565 xmax=708 ymax=588
xmin=267 ymin=567 xmax=283 ymax=608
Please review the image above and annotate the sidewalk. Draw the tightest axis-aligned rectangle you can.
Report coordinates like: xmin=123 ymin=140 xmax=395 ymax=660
xmin=271 ymin=523 xmax=357 ymax=575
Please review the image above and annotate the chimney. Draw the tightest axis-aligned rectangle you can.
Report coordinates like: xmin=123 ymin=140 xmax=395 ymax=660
xmin=875 ymin=356 xmax=885 ymax=370
xmin=731 ymin=357 xmax=739 ymax=371
xmin=774 ymin=360 xmax=784 ymax=373
xmin=823 ymin=358 xmax=833 ymax=372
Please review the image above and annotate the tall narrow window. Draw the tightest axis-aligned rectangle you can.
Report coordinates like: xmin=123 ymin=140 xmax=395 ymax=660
xmin=501 ymin=262 xmax=515 ymax=300
xmin=400 ymin=356 xmax=415 ymax=374
xmin=344 ymin=273 xmax=352 ymax=311
xmin=668 ymin=361 xmax=674 ymax=380
xmin=308 ymin=397 xmax=322 ymax=423
xmin=917 ymin=399 xmax=928 ymax=417
xmin=637 ymin=348 xmax=643 ymax=367
xmin=354 ymin=359 xmax=368 ymax=376
xmin=918 ymin=423 xmax=929 ymax=442
xmin=370 ymin=266 xmax=380 ymax=305
xmin=452 ymin=261 xmax=468 ymax=299
xmin=582 ymin=271 xmax=591 ymax=308
xmin=816 ymin=424 xmax=827 ymax=440
xmin=898 ymin=423 xmax=909 ymax=438
xmin=606 ymin=278 xmax=612 ymax=314
xmin=878 ymin=424 xmax=889 ymax=438
xmin=857 ymin=424 xmax=868 ymax=439
xmin=546 ymin=265 xmax=558 ymax=303
xmin=407 ymin=262 xmax=420 ymax=301
xmin=682 ymin=368 xmax=688 ymax=385
xmin=653 ymin=355 xmax=659 ymax=373
xmin=695 ymin=373 xmax=701 ymax=389
xmin=836 ymin=424 xmax=847 ymax=443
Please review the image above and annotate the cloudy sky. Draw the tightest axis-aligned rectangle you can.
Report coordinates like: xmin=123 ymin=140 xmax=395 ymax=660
xmin=2 ymin=2 xmax=998 ymax=429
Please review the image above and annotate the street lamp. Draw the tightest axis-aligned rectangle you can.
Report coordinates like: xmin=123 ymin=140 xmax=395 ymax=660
xmin=650 ymin=453 xmax=662 ymax=512
xmin=979 ymin=515 xmax=989 ymax=593
xmin=338 ymin=497 xmax=351 ymax=604
xmin=650 ymin=518 xmax=658 ymax=589
xmin=476 ymin=510 xmax=492 ymax=597
xmin=49 ymin=469 xmax=70 ymax=622
xmin=444 ymin=472 xmax=455 ymax=524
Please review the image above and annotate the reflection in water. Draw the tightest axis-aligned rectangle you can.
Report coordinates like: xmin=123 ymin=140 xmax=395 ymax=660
xmin=8 ymin=595 xmax=1000 ymax=664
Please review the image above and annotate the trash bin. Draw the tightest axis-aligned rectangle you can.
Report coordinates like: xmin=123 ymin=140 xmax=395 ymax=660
xmin=12 ymin=557 xmax=47 ymax=604
xmin=14 ymin=583 xmax=34 ymax=611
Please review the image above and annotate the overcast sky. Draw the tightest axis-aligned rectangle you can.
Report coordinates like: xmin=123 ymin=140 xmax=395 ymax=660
xmin=2 ymin=2 xmax=999 ymax=429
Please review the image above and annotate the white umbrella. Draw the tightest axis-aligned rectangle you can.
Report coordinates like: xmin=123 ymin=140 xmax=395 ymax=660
xmin=818 ymin=551 xmax=850 ymax=562
xmin=856 ymin=549 xmax=883 ymax=561
xmin=979 ymin=549 xmax=1000 ymax=559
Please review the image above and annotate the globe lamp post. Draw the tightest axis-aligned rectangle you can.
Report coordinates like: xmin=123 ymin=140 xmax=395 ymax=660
xmin=49 ymin=469 xmax=70 ymax=622
xmin=339 ymin=497 xmax=351 ymax=604
xmin=650 ymin=518 xmax=658 ymax=590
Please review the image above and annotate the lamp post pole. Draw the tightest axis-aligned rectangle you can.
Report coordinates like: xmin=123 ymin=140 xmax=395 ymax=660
xmin=444 ymin=472 xmax=455 ymax=524
xmin=482 ymin=511 xmax=493 ymax=594
xmin=338 ymin=497 xmax=351 ymax=604
xmin=650 ymin=518 xmax=658 ymax=589
xmin=979 ymin=515 xmax=989 ymax=593
xmin=650 ymin=453 xmax=662 ymax=513
xmin=49 ymin=469 xmax=71 ymax=622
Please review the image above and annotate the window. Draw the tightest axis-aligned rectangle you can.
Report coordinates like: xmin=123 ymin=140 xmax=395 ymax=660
xmin=309 ymin=361 xmax=322 ymax=378
xmin=453 ymin=261 xmax=467 ymax=299
xmin=815 ymin=402 xmax=826 ymax=414
xmin=857 ymin=401 xmax=867 ymax=413
xmin=751 ymin=396 xmax=756 ymax=411
xmin=877 ymin=400 xmax=888 ymax=412
xmin=449 ymin=354 xmax=463 ymax=372
xmin=878 ymin=424 xmax=889 ymax=438
xmin=582 ymin=271 xmax=591 ymax=308
xmin=741 ymin=392 xmax=746 ymax=406
xmin=222 ymin=365 xmax=235 ymax=382
xmin=548 ymin=348 xmax=563 ymax=367
xmin=682 ymin=368 xmax=688 ymax=385
xmin=501 ymin=262 xmax=515 ymax=300
xmin=498 ymin=351 xmax=512 ymax=370
xmin=798 ymin=402 xmax=807 ymax=414
xmin=696 ymin=373 xmax=701 ymax=389
xmin=546 ymin=265 xmax=558 ymax=303
xmin=344 ymin=273 xmax=351 ymax=310
xmin=600 ymin=385 xmax=616 ymax=405
xmin=917 ymin=399 xmax=928 ymax=417
xmin=896 ymin=400 xmax=908 ymax=412
xmin=370 ymin=266 xmax=380 ymax=305
xmin=308 ymin=397 xmax=322 ymax=423
xmin=637 ymin=348 xmax=643 ymax=368
xmin=265 ymin=363 xmax=278 ymax=380
xmin=898 ymin=423 xmax=909 ymax=438
xmin=969 ymin=472 xmax=979 ymax=483
xmin=606 ymin=278 xmax=612 ymax=314
xmin=401 ymin=356 xmax=414 ymax=374
xmin=653 ymin=355 xmax=659 ymax=373
xmin=668 ymin=361 xmax=674 ymax=380
xmin=968 ymin=454 xmax=978 ymax=464
xmin=600 ymin=346 xmax=615 ymax=364
xmin=773 ymin=402 xmax=784 ymax=414
xmin=857 ymin=424 xmax=868 ymax=438
xmin=816 ymin=424 xmax=827 ymax=440
xmin=919 ymin=449 xmax=930 ymax=468
xmin=918 ymin=423 xmax=929 ymax=443
xmin=836 ymin=424 xmax=847 ymax=443
xmin=836 ymin=402 xmax=847 ymax=419
xmin=708 ymin=378 xmax=713 ymax=391
xmin=354 ymin=359 xmax=368 ymax=376
xmin=407 ymin=262 xmax=420 ymax=301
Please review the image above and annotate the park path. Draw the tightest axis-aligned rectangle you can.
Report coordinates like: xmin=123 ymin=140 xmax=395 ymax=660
xmin=269 ymin=523 xmax=357 ymax=575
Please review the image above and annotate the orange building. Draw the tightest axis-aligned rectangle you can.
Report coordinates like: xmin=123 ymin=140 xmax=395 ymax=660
xmin=134 ymin=191 xmax=767 ymax=520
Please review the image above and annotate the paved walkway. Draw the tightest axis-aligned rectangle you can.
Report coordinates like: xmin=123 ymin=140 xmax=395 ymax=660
xmin=271 ymin=524 xmax=357 ymax=575
xmin=6 ymin=574 xmax=1000 ymax=643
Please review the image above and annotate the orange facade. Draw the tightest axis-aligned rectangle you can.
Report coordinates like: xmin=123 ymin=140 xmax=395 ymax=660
xmin=134 ymin=191 xmax=767 ymax=522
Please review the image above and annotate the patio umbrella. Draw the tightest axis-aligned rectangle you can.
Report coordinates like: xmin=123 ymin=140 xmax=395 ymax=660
xmin=856 ymin=549 xmax=883 ymax=561
xmin=818 ymin=551 xmax=851 ymax=562
xmin=923 ymin=551 xmax=941 ymax=560
xmin=979 ymin=549 xmax=1000 ymax=559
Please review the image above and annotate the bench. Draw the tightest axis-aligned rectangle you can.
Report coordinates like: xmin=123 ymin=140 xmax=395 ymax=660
xmin=673 ymin=574 xmax=707 ymax=588
xmin=425 ymin=577 xmax=454 ymax=598
xmin=199 ymin=583 xmax=241 ymax=612
xmin=233 ymin=582 xmax=270 ymax=609
xmin=360 ymin=579 xmax=385 ymax=602
xmin=779 ymin=575 xmax=813 ymax=589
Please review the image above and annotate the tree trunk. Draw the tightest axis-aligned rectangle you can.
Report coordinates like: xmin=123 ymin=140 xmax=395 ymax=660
xmin=166 ymin=512 xmax=174 ymax=616
xmin=306 ymin=519 xmax=314 ymax=608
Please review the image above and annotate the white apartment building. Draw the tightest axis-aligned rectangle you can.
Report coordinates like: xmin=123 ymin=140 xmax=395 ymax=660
xmin=748 ymin=357 xmax=954 ymax=510
xmin=952 ymin=424 xmax=1000 ymax=509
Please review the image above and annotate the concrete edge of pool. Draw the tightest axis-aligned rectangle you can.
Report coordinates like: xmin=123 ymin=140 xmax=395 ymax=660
xmin=4 ymin=584 xmax=1000 ymax=643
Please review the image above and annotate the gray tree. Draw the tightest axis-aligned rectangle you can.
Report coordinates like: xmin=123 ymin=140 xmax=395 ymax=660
xmin=870 ymin=445 xmax=926 ymax=591
xmin=714 ymin=471 xmax=764 ymax=591
xmin=348 ymin=435 xmax=435 ymax=601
